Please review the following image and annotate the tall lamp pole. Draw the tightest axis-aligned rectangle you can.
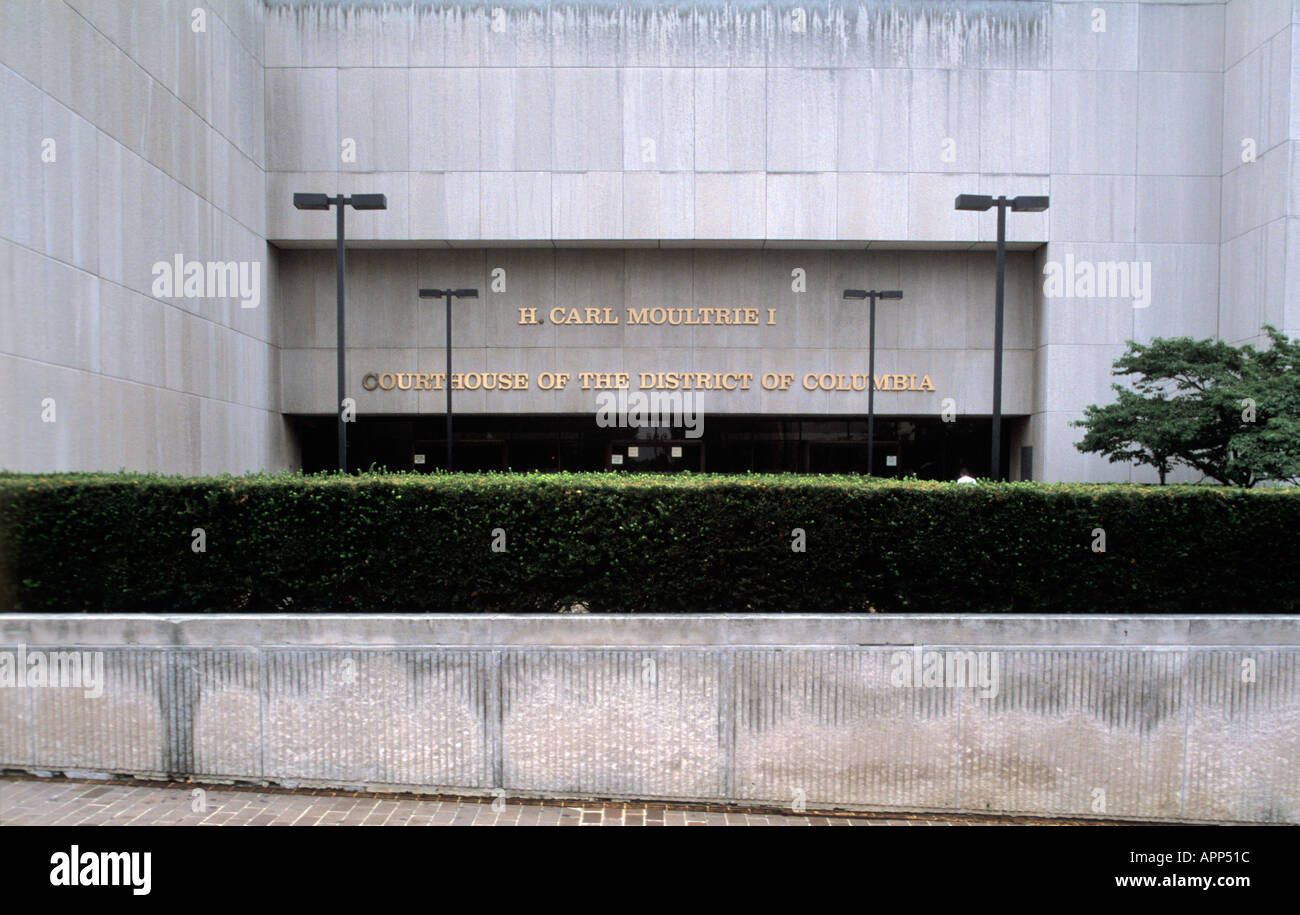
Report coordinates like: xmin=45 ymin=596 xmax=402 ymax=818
xmin=953 ymin=194 xmax=1049 ymax=481
xmin=418 ymin=287 xmax=479 ymax=470
xmin=843 ymin=288 xmax=903 ymax=476
xmin=291 ymin=192 xmax=387 ymax=472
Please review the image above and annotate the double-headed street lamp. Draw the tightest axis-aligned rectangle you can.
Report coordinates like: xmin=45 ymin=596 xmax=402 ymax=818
xmin=418 ymin=287 xmax=479 ymax=471
xmin=843 ymin=288 xmax=903 ymax=477
xmin=292 ymin=192 xmax=388 ymax=472
xmin=953 ymin=193 xmax=1049 ymax=481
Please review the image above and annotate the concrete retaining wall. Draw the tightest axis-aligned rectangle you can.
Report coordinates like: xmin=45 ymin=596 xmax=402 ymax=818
xmin=2 ymin=614 xmax=1297 ymax=823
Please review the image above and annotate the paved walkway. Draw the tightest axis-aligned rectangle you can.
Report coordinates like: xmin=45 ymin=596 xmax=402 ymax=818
xmin=0 ymin=776 xmax=1063 ymax=826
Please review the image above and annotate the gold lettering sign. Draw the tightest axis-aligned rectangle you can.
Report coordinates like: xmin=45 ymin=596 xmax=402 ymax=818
xmin=360 ymin=371 xmax=936 ymax=393
xmin=520 ymin=306 xmax=778 ymax=326
xmin=361 ymin=372 xmax=530 ymax=392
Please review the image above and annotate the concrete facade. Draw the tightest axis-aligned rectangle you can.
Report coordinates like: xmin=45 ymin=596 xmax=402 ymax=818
xmin=0 ymin=0 xmax=297 ymax=474
xmin=3 ymin=1 xmax=1300 ymax=479
xmin=279 ymin=247 xmax=1039 ymax=417
xmin=2 ymin=613 xmax=1297 ymax=823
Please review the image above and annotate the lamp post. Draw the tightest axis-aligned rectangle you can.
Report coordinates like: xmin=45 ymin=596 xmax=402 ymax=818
xmin=843 ymin=288 xmax=903 ymax=476
xmin=418 ymin=287 xmax=479 ymax=470
xmin=291 ymin=192 xmax=388 ymax=473
xmin=953 ymin=193 xmax=1049 ymax=481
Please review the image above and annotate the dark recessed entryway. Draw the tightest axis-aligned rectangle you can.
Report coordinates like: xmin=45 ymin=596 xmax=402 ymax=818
xmin=291 ymin=415 xmax=1019 ymax=480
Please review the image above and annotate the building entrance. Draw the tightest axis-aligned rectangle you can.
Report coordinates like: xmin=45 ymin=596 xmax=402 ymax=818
xmin=291 ymin=415 xmax=1015 ymax=480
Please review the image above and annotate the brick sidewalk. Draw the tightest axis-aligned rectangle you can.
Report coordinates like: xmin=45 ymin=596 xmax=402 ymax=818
xmin=0 ymin=776 xmax=1049 ymax=826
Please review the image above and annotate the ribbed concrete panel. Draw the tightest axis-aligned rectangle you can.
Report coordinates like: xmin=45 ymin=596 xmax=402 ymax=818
xmin=29 ymin=648 xmax=163 ymax=775
xmin=11 ymin=648 xmax=260 ymax=779
xmin=732 ymin=649 xmax=961 ymax=810
xmin=262 ymin=649 xmax=495 ymax=789
xmin=957 ymin=650 xmax=1186 ymax=820
xmin=190 ymin=649 xmax=262 ymax=779
xmin=2 ymin=618 xmax=1296 ymax=822
xmin=501 ymin=649 xmax=728 ymax=800
xmin=0 ymin=662 xmax=33 ymax=767
xmin=1184 ymin=650 xmax=1300 ymax=824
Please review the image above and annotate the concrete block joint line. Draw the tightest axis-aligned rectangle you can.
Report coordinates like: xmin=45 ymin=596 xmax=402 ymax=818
xmin=0 ymin=615 xmax=1296 ymax=824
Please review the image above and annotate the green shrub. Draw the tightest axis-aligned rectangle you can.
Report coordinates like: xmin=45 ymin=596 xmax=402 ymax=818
xmin=1 ymin=471 xmax=1296 ymax=613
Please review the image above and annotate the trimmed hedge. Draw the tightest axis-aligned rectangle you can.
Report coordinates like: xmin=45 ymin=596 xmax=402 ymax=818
xmin=1 ymin=471 xmax=1297 ymax=614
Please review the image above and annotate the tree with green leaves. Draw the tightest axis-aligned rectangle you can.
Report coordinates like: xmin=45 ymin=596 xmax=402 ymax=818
xmin=1074 ymin=326 xmax=1300 ymax=487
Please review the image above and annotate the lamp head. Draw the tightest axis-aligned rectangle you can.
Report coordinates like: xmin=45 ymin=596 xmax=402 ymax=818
xmin=292 ymin=192 xmax=330 ymax=210
xmin=954 ymin=194 xmax=994 ymax=211
xmin=1011 ymin=195 xmax=1049 ymax=212
xmin=348 ymin=193 xmax=387 ymax=210
xmin=419 ymin=288 xmax=479 ymax=299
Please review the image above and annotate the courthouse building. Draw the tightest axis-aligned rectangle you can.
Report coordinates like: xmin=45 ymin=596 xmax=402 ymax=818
xmin=3 ymin=0 xmax=1299 ymax=479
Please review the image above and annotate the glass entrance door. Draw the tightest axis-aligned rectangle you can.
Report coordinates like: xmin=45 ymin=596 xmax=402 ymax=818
xmin=412 ymin=439 xmax=507 ymax=472
xmin=807 ymin=440 xmax=901 ymax=476
xmin=608 ymin=440 xmax=705 ymax=472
